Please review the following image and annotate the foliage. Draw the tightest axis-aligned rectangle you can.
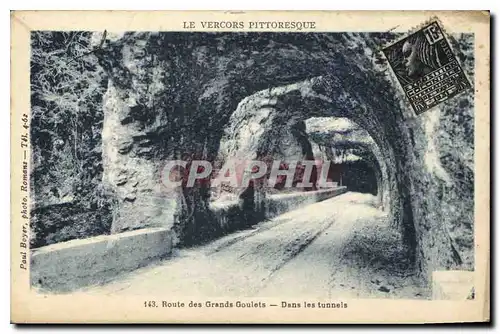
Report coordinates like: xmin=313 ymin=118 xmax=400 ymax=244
xmin=30 ymin=31 xmax=111 ymax=246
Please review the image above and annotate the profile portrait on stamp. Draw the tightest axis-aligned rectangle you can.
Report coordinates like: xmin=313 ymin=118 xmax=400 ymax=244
xmin=383 ymin=21 xmax=471 ymax=114
xmin=401 ymin=31 xmax=449 ymax=80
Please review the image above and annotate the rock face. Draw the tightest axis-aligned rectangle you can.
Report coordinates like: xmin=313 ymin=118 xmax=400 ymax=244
xmin=98 ymin=31 xmax=474 ymax=280
xmin=409 ymin=90 xmax=475 ymax=272
xmin=101 ymin=84 xmax=179 ymax=233
xmin=217 ymin=88 xmax=317 ymax=195
xmin=29 ymin=31 xmax=112 ymax=248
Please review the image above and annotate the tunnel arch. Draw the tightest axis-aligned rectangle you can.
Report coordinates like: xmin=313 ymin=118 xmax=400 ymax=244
xmin=304 ymin=116 xmax=389 ymax=210
xmin=216 ymin=79 xmax=402 ymax=227
xmin=98 ymin=31 xmax=475 ymax=279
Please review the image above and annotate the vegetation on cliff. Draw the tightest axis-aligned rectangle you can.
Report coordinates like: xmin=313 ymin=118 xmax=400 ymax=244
xmin=30 ymin=31 xmax=111 ymax=247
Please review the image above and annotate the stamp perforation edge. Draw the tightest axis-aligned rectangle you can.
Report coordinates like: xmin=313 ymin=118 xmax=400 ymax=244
xmin=379 ymin=16 xmax=473 ymax=116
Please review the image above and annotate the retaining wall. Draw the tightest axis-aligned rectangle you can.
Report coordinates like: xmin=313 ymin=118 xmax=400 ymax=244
xmin=31 ymin=187 xmax=347 ymax=292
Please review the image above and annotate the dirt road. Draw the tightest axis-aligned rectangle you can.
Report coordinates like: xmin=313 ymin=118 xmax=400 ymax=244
xmin=80 ymin=192 xmax=429 ymax=299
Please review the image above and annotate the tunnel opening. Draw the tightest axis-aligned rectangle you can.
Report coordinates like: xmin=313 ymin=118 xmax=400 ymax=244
xmin=304 ymin=116 xmax=386 ymax=201
xmin=328 ymin=160 xmax=378 ymax=196
xmin=168 ymin=82 xmax=415 ymax=271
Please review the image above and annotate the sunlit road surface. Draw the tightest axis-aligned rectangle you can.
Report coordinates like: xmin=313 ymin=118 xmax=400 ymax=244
xmin=79 ymin=192 xmax=427 ymax=299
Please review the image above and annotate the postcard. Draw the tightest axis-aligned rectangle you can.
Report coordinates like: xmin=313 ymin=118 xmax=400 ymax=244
xmin=10 ymin=10 xmax=490 ymax=323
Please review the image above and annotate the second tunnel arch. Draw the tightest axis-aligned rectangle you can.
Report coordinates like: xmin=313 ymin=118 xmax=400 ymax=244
xmin=217 ymin=77 xmax=400 ymax=220
xmin=304 ymin=116 xmax=388 ymax=207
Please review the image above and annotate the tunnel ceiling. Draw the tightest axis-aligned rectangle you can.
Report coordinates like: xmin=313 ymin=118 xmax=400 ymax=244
xmin=97 ymin=31 xmax=407 ymax=162
xmin=304 ymin=116 xmax=379 ymax=163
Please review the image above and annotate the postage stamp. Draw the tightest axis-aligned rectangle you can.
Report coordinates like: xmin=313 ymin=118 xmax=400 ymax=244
xmin=10 ymin=11 xmax=489 ymax=324
xmin=382 ymin=20 xmax=472 ymax=115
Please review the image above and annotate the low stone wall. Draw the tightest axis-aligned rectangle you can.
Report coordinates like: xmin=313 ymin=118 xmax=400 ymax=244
xmin=210 ymin=187 xmax=347 ymax=233
xmin=31 ymin=187 xmax=347 ymax=292
xmin=31 ymin=228 xmax=174 ymax=293
xmin=263 ymin=187 xmax=347 ymax=219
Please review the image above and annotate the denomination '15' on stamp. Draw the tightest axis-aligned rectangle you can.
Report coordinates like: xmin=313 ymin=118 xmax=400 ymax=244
xmin=382 ymin=21 xmax=471 ymax=115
